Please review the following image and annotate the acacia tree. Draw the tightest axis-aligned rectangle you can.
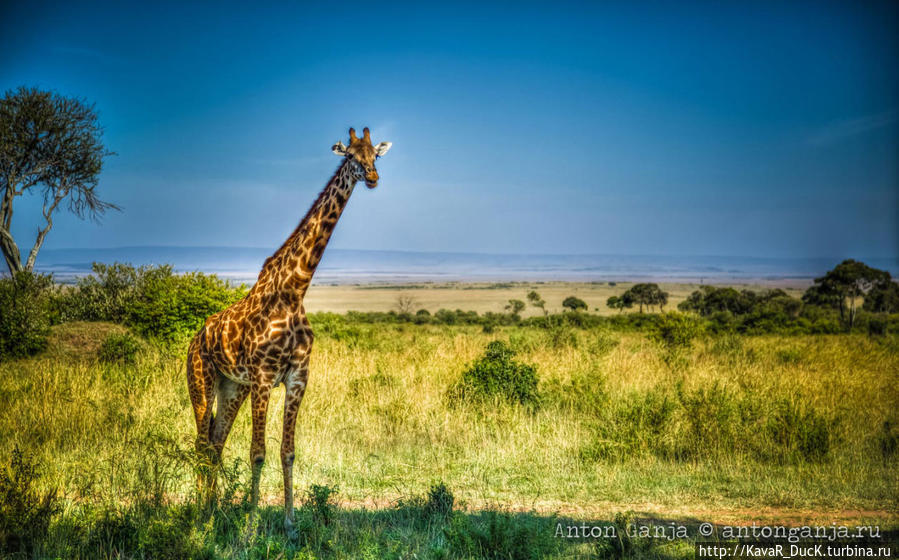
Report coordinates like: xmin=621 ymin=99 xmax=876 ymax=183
xmin=504 ymin=298 xmax=525 ymax=315
xmin=606 ymin=295 xmax=629 ymax=312
xmin=562 ymin=295 xmax=587 ymax=312
xmin=526 ymin=290 xmax=547 ymax=316
xmin=0 ymin=86 xmax=117 ymax=274
xmin=863 ymin=281 xmax=899 ymax=314
xmin=618 ymin=283 xmax=669 ymax=313
xmin=805 ymin=259 xmax=891 ymax=329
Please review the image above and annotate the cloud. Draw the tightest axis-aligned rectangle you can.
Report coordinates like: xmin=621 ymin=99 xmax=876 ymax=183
xmin=807 ymin=111 xmax=897 ymax=145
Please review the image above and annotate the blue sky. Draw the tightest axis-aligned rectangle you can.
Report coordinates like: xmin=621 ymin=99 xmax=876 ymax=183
xmin=1 ymin=0 xmax=897 ymax=259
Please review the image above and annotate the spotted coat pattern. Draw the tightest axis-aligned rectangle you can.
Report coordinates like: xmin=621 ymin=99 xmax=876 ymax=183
xmin=186 ymin=127 xmax=390 ymax=531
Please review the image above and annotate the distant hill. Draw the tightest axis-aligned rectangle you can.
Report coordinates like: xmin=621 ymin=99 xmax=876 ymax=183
xmin=33 ymin=246 xmax=899 ymax=285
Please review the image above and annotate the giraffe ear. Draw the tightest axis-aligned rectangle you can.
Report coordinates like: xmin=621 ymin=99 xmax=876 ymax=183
xmin=374 ymin=141 xmax=392 ymax=157
xmin=332 ymin=141 xmax=347 ymax=156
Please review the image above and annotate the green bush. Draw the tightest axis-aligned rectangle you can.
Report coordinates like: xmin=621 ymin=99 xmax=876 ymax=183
xmin=866 ymin=314 xmax=888 ymax=336
xmin=0 ymin=446 xmax=59 ymax=556
xmin=303 ymin=484 xmax=338 ymax=527
xmin=98 ymin=332 xmax=143 ymax=364
xmin=0 ymin=272 xmax=53 ymax=360
xmin=450 ymin=341 xmax=540 ymax=408
xmin=137 ymin=510 xmax=204 ymax=559
xmin=56 ymin=262 xmax=138 ymax=323
xmin=125 ymin=266 xmax=246 ymax=342
xmin=424 ymin=482 xmax=455 ymax=520
xmin=649 ymin=312 xmax=703 ymax=371
xmin=562 ymin=296 xmax=587 ymax=312
xmin=54 ymin=262 xmax=247 ymax=343
xmin=650 ymin=312 xmax=703 ymax=351
xmin=678 ymin=285 xmax=852 ymax=334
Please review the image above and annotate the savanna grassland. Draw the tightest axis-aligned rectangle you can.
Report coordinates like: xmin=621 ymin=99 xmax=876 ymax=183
xmin=1 ymin=275 xmax=897 ymax=559
xmin=300 ymin=281 xmax=809 ymax=317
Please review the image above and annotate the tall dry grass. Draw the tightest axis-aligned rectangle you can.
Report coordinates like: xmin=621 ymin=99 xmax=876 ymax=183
xmin=2 ymin=322 xmax=896 ymax=515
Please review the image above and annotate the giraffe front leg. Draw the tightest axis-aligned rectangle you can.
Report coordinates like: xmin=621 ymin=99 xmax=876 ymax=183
xmin=282 ymin=359 xmax=309 ymax=537
xmin=249 ymin=381 xmax=272 ymax=511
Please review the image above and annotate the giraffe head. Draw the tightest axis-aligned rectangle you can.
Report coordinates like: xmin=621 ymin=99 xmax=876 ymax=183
xmin=331 ymin=127 xmax=392 ymax=188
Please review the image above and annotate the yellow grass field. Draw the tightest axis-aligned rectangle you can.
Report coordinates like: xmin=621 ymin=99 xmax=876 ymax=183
xmin=1 ymin=280 xmax=896 ymax=558
xmin=301 ymin=281 xmax=809 ymax=316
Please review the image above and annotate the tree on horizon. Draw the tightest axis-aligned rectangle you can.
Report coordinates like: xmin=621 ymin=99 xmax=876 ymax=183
xmin=803 ymin=259 xmax=892 ymax=329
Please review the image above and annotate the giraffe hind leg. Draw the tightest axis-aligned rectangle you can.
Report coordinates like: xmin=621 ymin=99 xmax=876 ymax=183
xmin=210 ymin=377 xmax=251 ymax=457
xmin=187 ymin=339 xmax=218 ymax=499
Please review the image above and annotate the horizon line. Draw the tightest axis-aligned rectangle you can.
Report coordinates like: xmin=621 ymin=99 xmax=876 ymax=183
xmin=39 ymin=245 xmax=898 ymax=263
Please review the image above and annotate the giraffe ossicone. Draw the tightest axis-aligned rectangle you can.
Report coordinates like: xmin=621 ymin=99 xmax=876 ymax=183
xmin=186 ymin=126 xmax=391 ymax=533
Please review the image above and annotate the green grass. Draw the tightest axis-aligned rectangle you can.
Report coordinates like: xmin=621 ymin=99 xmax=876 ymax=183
xmin=1 ymin=321 xmax=897 ymax=558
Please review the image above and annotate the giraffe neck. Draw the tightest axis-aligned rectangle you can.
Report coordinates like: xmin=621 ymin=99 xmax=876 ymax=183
xmin=253 ymin=159 xmax=357 ymax=303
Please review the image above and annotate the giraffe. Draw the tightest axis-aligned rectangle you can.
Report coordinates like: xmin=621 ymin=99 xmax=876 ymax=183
xmin=186 ymin=127 xmax=392 ymax=533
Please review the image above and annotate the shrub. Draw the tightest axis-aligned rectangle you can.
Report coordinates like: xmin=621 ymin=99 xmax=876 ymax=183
xmin=0 ymin=446 xmax=59 ymax=556
xmin=649 ymin=312 xmax=703 ymax=371
xmin=393 ymin=482 xmax=455 ymax=533
xmin=414 ymin=308 xmax=431 ymax=325
xmin=125 ymin=266 xmax=246 ymax=342
xmin=449 ymin=341 xmax=540 ymax=408
xmin=0 ymin=272 xmax=53 ymax=360
xmin=137 ymin=512 xmax=201 ymax=559
xmin=562 ymin=296 xmax=587 ymax=312
xmin=303 ymin=484 xmax=338 ymax=526
xmin=56 ymin=262 xmax=138 ymax=322
xmin=650 ymin=312 xmax=703 ymax=351
xmin=424 ymin=482 xmax=455 ymax=519
xmin=54 ymin=262 xmax=247 ymax=342
xmin=867 ymin=315 xmax=888 ymax=336
xmin=98 ymin=332 xmax=143 ymax=364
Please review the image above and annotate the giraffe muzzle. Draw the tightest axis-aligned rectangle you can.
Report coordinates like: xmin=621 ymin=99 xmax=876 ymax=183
xmin=365 ymin=171 xmax=379 ymax=188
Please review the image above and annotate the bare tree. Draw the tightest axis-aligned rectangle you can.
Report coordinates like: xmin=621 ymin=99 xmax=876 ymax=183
xmin=395 ymin=293 xmax=417 ymax=314
xmin=1 ymin=86 xmax=117 ymax=274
